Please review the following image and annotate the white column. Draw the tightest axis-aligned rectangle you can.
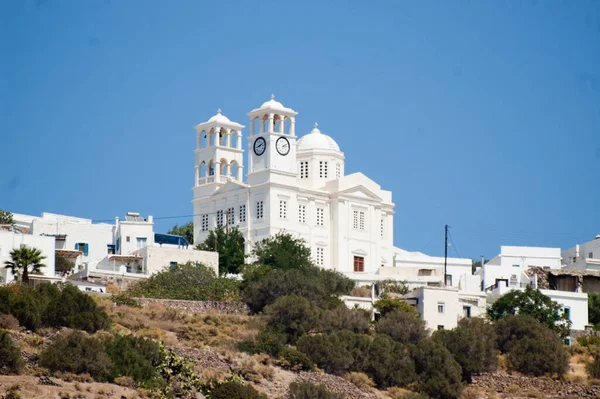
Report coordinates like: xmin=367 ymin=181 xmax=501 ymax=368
xmin=237 ymin=131 xmax=242 ymax=149
xmin=250 ymin=118 xmax=255 ymax=136
xmin=237 ymin=165 xmax=244 ymax=181
xmin=268 ymin=113 xmax=274 ymax=133
xmin=226 ymin=130 xmax=231 ymax=147
xmin=215 ymin=161 xmax=221 ymax=178
xmin=195 ymin=165 xmax=199 ymax=186
xmin=260 ymin=117 xmax=264 ymax=134
xmin=290 ymin=117 xmax=296 ymax=137
xmin=196 ymin=132 xmax=200 ymax=150
xmin=279 ymin=117 xmax=285 ymax=134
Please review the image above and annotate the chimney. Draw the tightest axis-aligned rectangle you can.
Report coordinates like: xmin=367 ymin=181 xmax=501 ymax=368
xmin=576 ymin=244 xmax=580 ymax=259
xmin=115 ymin=217 xmax=119 ymax=228
xmin=148 ymin=215 xmax=154 ymax=224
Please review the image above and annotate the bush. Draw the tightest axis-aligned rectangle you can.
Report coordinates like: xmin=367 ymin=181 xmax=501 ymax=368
xmin=0 ymin=330 xmax=24 ymax=375
xmin=587 ymin=348 xmax=600 ymax=378
xmin=343 ymin=372 xmax=375 ymax=392
xmin=0 ymin=314 xmax=20 ymax=330
xmin=411 ymin=339 xmax=463 ymax=399
xmin=39 ymin=331 xmax=113 ymax=381
xmin=111 ymin=294 xmax=140 ymax=308
xmin=288 ymin=381 xmax=344 ymax=399
xmin=318 ymin=305 xmax=370 ymax=334
xmin=506 ymin=335 xmax=568 ymax=377
xmin=297 ymin=332 xmax=356 ymax=376
xmin=251 ymin=232 xmax=314 ymax=271
xmin=264 ymin=296 xmax=321 ymax=343
xmin=44 ymin=284 xmax=111 ymax=333
xmin=240 ymin=331 xmax=287 ymax=357
xmin=433 ymin=317 xmax=498 ymax=381
xmin=129 ymin=262 xmax=240 ymax=301
xmin=209 ymin=380 xmax=267 ymax=399
xmin=242 ymin=266 xmax=353 ymax=313
xmin=0 ymin=285 xmax=42 ymax=331
xmin=374 ymin=296 xmax=417 ymax=317
xmin=279 ymin=348 xmax=314 ymax=371
xmin=104 ymin=334 xmax=164 ymax=388
xmin=376 ymin=310 xmax=427 ymax=345
xmin=495 ymin=315 xmax=547 ymax=353
xmin=577 ymin=335 xmax=600 ymax=347
xmin=363 ymin=335 xmax=416 ymax=389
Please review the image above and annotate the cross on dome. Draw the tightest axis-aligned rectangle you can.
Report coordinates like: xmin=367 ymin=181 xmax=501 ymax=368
xmin=271 ymin=94 xmax=275 ymax=100
xmin=314 ymin=122 xmax=318 ymax=128
xmin=217 ymin=108 xmax=221 ymax=114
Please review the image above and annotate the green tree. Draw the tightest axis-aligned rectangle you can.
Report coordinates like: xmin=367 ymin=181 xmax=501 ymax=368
xmin=374 ymin=295 xmax=417 ymax=317
xmin=589 ymin=292 xmax=600 ymax=326
xmin=433 ymin=317 xmax=498 ymax=382
xmin=251 ymin=232 xmax=313 ymax=270
xmin=0 ymin=210 xmax=14 ymax=226
xmin=0 ymin=330 xmax=24 ymax=375
xmin=488 ymin=286 xmax=571 ymax=338
xmin=364 ymin=334 xmax=417 ymax=388
xmin=264 ymin=295 xmax=321 ymax=344
xmin=168 ymin=221 xmax=194 ymax=245
xmin=4 ymin=245 xmax=46 ymax=284
xmin=196 ymin=226 xmax=246 ymax=275
xmin=375 ymin=310 xmax=427 ymax=345
xmin=105 ymin=334 xmax=164 ymax=387
xmin=411 ymin=339 xmax=464 ymax=399
xmin=54 ymin=255 xmax=75 ymax=276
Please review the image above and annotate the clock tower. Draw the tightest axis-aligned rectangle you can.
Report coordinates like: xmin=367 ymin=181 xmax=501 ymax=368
xmin=247 ymin=95 xmax=298 ymax=185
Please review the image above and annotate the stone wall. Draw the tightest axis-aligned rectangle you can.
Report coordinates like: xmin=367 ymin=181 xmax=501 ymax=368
xmin=135 ymin=298 xmax=249 ymax=315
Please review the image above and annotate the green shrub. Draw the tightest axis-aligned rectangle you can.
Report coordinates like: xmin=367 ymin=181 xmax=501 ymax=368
xmin=495 ymin=315 xmax=547 ymax=353
xmin=577 ymin=335 xmax=600 ymax=347
xmin=39 ymin=331 xmax=113 ymax=381
xmin=110 ymin=294 xmax=141 ymax=308
xmin=318 ymin=305 xmax=370 ymax=334
xmin=587 ymin=348 xmax=600 ymax=378
xmin=288 ymin=381 xmax=345 ymax=399
xmin=0 ymin=285 xmax=42 ymax=331
xmin=104 ymin=334 xmax=164 ymax=388
xmin=375 ymin=310 xmax=427 ymax=345
xmin=433 ymin=317 xmax=498 ymax=381
xmin=279 ymin=348 xmax=314 ymax=371
xmin=363 ymin=335 xmax=416 ymax=389
xmin=411 ymin=339 xmax=463 ymax=399
xmin=240 ymin=331 xmax=287 ymax=356
xmin=242 ymin=266 xmax=353 ymax=313
xmin=209 ymin=380 xmax=267 ymax=399
xmin=264 ymin=295 xmax=320 ymax=343
xmin=44 ymin=285 xmax=111 ymax=333
xmin=0 ymin=330 xmax=24 ymax=375
xmin=505 ymin=335 xmax=568 ymax=377
xmin=129 ymin=262 xmax=240 ymax=301
xmin=374 ymin=296 xmax=417 ymax=317
xmin=297 ymin=333 xmax=355 ymax=376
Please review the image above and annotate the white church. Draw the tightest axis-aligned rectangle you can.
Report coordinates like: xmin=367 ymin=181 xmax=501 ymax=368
xmin=192 ymin=96 xmax=477 ymax=290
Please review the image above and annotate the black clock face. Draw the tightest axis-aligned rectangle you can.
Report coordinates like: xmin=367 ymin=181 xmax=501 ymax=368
xmin=276 ymin=136 xmax=290 ymax=156
xmin=253 ymin=137 xmax=266 ymax=156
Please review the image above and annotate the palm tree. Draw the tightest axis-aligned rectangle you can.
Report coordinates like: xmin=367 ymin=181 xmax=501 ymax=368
xmin=4 ymin=245 xmax=46 ymax=284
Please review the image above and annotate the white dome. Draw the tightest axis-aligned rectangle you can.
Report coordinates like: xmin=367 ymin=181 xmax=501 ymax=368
xmin=297 ymin=123 xmax=340 ymax=152
xmin=207 ymin=109 xmax=231 ymax=123
xmin=260 ymin=94 xmax=286 ymax=110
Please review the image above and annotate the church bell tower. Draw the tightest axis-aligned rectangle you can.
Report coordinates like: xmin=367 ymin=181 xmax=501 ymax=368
xmin=246 ymin=95 xmax=298 ymax=185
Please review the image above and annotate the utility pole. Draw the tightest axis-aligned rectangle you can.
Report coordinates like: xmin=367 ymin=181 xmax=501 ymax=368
xmin=444 ymin=224 xmax=449 ymax=287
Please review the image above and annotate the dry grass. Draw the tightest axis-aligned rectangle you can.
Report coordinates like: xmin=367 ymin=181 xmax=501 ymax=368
xmin=233 ymin=354 xmax=275 ymax=382
xmin=385 ymin=387 xmax=411 ymax=399
xmin=343 ymin=372 xmax=376 ymax=393
xmin=567 ymin=353 xmax=591 ymax=383
xmin=177 ymin=313 xmax=256 ymax=349
xmin=460 ymin=386 xmax=486 ymax=399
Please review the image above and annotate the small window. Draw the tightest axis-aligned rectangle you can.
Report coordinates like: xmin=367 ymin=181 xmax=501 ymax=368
xmin=589 ymin=252 xmax=594 ymax=259
xmin=463 ymin=306 xmax=471 ymax=318
xmin=136 ymin=237 xmax=147 ymax=249
xmin=279 ymin=200 xmax=287 ymax=219
xmin=564 ymin=307 xmax=571 ymax=320
xmin=169 ymin=261 xmax=177 ymax=268
xmin=216 ymin=210 xmax=224 ymax=227
xmin=336 ymin=163 xmax=340 ymax=179
xmin=239 ymin=205 xmax=246 ymax=223
xmin=353 ymin=210 xmax=365 ymax=230
xmin=445 ymin=274 xmax=452 ymax=287
xmin=298 ymin=205 xmax=306 ymax=224
xmin=437 ymin=325 xmax=444 ymax=331
xmin=300 ymin=161 xmax=309 ymax=179
xmin=75 ymin=243 xmax=89 ymax=256
xmin=256 ymin=201 xmax=264 ymax=219
xmin=316 ymin=247 xmax=324 ymax=266
xmin=107 ymin=244 xmax=115 ymax=255
xmin=512 ymin=264 xmax=520 ymax=267
xmin=316 ymin=208 xmax=324 ymax=226
xmin=126 ymin=236 xmax=130 ymax=242
xmin=227 ymin=207 xmax=235 ymax=226
xmin=85 ymin=287 xmax=92 ymax=292
xmin=319 ymin=161 xmax=328 ymax=178
xmin=438 ymin=303 xmax=445 ymax=313
xmin=201 ymin=214 xmax=209 ymax=231
xmin=380 ymin=219 xmax=384 ymax=238
xmin=353 ymin=256 xmax=364 ymax=272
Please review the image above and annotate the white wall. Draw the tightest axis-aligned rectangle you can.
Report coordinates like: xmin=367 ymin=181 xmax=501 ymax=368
xmin=562 ymin=237 xmax=600 ymax=270
xmin=117 ymin=221 xmax=154 ymax=255
xmin=541 ymin=289 xmax=589 ymax=331
xmin=134 ymin=246 xmax=219 ymax=275
xmin=0 ymin=230 xmax=56 ymax=283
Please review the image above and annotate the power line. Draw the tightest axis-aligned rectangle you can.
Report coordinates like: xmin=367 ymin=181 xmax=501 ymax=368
xmin=448 ymin=230 xmax=462 ymax=258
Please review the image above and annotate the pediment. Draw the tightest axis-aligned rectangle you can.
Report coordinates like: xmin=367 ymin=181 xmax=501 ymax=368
xmin=338 ymin=185 xmax=383 ymax=201
xmin=212 ymin=180 xmax=248 ymax=195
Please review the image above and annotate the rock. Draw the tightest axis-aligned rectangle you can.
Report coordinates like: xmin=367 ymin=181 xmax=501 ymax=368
xmin=38 ymin=376 xmax=61 ymax=386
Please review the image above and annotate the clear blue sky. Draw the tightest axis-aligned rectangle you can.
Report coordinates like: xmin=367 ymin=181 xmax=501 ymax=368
xmin=1 ymin=0 xmax=599 ymax=260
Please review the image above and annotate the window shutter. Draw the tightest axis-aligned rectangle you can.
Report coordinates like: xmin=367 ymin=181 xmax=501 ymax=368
xmin=75 ymin=243 xmax=79 ymax=250
xmin=84 ymin=243 xmax=89 ymax=256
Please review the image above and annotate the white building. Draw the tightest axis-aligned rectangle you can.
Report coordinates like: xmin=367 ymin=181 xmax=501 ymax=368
xmin=480 ymin=246 xmax=562 ymax=291
xmin=4 ymin=212 xmax=218 ymax=285
xmin=562 ymin=235 xmax=600 ymax=271
xmin=0 ymin=228 xmax=58 ymax=284
xmin=403 ymin=286 xmax=487 ymax=331
xmin=192 ymin=96 xmax=475 ymax=287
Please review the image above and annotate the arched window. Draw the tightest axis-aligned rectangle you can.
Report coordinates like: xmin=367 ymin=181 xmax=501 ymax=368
xmin=230 ymin=131 xmax=239 ymax=149
xmin=200 ymin=161 xmax=206 ymax=177
xmin=220 ymin=158 xmax=228 ymax=177
xmin=231 ymin=161 xmax=239 ymax=179
xmin=200 ymin=132 xmax=207 ymax=148
xmin=219 ymin=129 xmax=227 ymax=146
xmin=209 ymin=130 xmax=217 ymax=146
xmin=208 ymin=160 xmax=215 ymax=176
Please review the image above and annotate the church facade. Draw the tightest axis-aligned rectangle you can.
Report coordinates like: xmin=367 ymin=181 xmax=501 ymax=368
xmin=192 ymin=96 xmax=396 ymax=280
